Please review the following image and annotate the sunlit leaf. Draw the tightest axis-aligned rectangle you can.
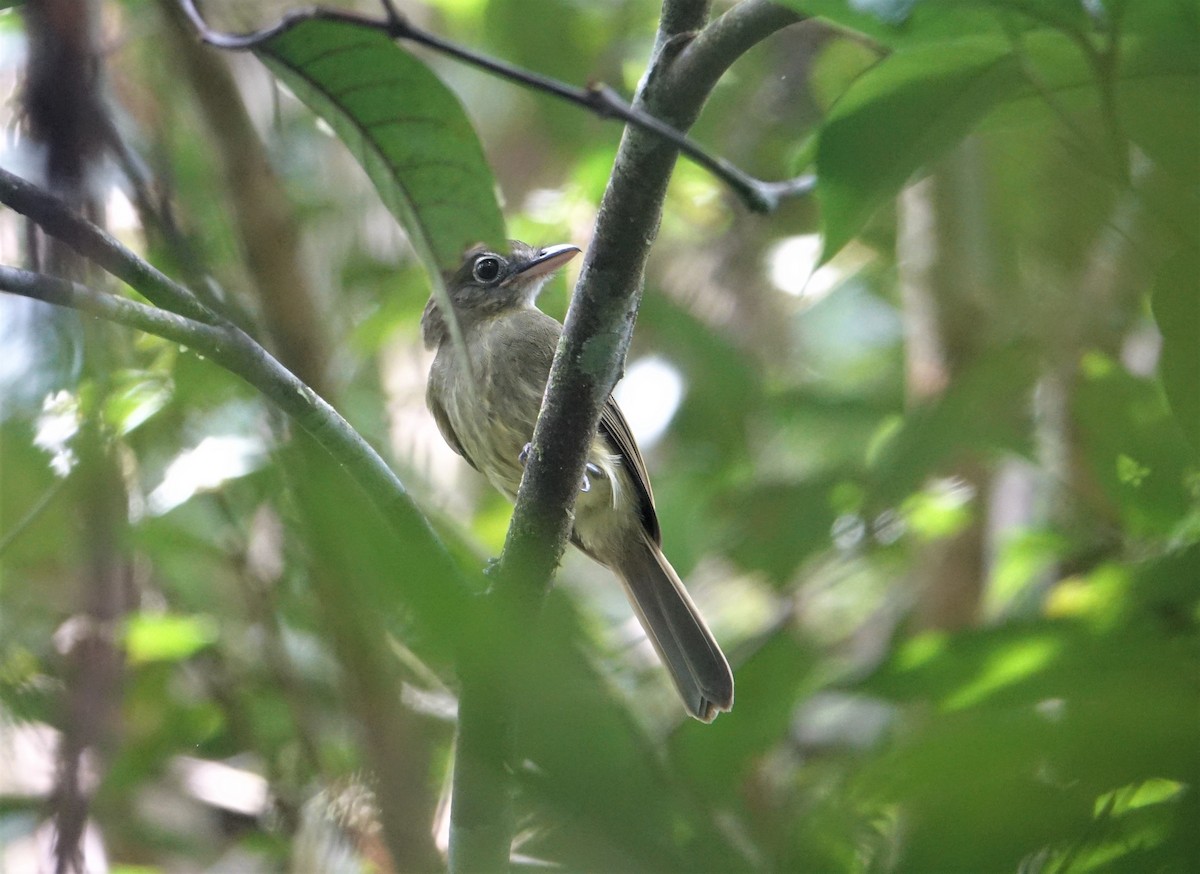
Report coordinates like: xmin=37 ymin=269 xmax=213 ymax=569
xmin=104 ymin=369 xmax=172 ymax=437
xmin=859 ymin=616 xmax=1200 ymax=871
xmin=124 ymin=613 xmax=219 ymax=664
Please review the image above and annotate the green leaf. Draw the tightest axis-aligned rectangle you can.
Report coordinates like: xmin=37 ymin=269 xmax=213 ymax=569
xmin=1073 ymin=354 xmax=1194 ymax=535
xmin=816 ymin=36 xmax=1021 ymax=259
xmin=124 ymin=613 xmax=219 ymax=664
xmin=1150 ymin=248 xmax=1200 ymax=454
xmin=858 ymin=615 xmax=1200 ymax=870
xmin=254 ymin=19 xmax=505 ymax=273
xmin=815 ymin=24 xmax=1199 ymax=260
xmin=104 ymin=369 xmax=172 ymax=437
xmin=779 ymin=0 xmax=1006 ymax=47
xmin=868 ymin=344 xmax=1038 ymax=503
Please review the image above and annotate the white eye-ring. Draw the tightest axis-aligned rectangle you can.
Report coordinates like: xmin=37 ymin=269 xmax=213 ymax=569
xmin=472 ymin=255 xmax=502 ymax=284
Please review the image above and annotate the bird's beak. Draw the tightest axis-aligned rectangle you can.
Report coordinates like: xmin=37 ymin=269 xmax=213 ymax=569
xmin=511 ymin=243 xmax=581 ymax=281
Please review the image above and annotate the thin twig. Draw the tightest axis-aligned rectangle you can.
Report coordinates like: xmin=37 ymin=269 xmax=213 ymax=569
xmin=98 ymin=114 xmax=258 ymax=331
xmin=176 ymin=0 xmax=811 ymax=212
xmin=0 ymin=167 xmax=223 ymax=327
xmin=0 ymin=264 xmax=229 ymax=347
xmin=0 ymin=476 xmax=67 ymax=557
xmin=0 ymin=262 xmax=470 ymax=614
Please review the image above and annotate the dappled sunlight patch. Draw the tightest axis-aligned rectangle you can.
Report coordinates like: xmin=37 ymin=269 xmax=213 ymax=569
xmin=1044 ymin=565 xmax=1130 ymax=630
xmin=612 ymin=355 xmax=685 ymax=451
xmin=902 ymin=476 xmax=975 ymax=541
xmin=147 ymin=434 xmax=266 ymax=516
xmin=123 ymin=612 xmax=219 ymax=665
xmin=943 ymin=635 xmax=1062 ymax=711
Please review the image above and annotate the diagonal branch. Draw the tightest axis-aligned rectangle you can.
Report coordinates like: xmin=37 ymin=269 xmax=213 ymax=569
xmin=176 ymin=0 xmax=811 ymax=212
xmin=0 ymin=264 xmax=232 ymax=347
xmin=0 ymin=259 xmax=468 ymax=615
xmin=2 ymin=164 xmax=467 ymax=867
xmin=0 ymin=262 xmax=458 ymax=868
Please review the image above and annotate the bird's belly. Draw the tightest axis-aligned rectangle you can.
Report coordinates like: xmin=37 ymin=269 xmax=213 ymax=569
xmin=449 ymin=398 xmax=530 ymax=501
xmin=447 ymin=384 xmax=632 ymax=557
xmin=440 ymin=353 xmax=540 ymax=500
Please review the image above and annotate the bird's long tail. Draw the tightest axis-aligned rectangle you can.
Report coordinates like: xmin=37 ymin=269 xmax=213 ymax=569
xmin=614 ymin=536 xmax=734 ymax=722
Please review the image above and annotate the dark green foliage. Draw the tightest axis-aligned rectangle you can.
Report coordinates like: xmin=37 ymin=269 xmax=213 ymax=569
xmin=1 ymin=0 xmax=1197 ymax=871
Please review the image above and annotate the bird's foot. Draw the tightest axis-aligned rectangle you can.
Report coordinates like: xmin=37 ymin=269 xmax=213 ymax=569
xmin=581 ymin=462 xmax=602 ymax=493
xmin=518 ymin=443 xmax=602 ymax=494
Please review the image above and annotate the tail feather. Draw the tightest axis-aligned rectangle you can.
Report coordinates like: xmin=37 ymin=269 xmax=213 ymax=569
xmin=615 ymin=536 xmax=734 ymax=722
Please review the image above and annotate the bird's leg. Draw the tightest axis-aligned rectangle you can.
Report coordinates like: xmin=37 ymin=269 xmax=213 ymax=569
xmin=518 ymin=442 xmax=602 ymax=493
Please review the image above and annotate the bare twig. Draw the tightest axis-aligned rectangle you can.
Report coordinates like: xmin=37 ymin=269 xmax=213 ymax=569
xmin=98 ymin=115 xmax=258 ymax=330
xmin=0 ymin=264 xmax=243 ymax=353
xmin=0 ymin=258 xmax=469 ymax=615
xmin=164 ymin=0 xmax=333 ymax=393
xmin=0 ymin=167 xmax=222 ymax=326
xmin=176 ymin=0 xmax=811 ymax=212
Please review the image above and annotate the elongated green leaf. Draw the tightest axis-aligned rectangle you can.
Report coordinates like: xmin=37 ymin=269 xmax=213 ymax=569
xmin=254 ymin=19 xmax=505 ymax=273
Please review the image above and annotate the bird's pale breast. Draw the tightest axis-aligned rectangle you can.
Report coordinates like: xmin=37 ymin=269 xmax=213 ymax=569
xmin=433 ymin=308 xmax=639 ymax=563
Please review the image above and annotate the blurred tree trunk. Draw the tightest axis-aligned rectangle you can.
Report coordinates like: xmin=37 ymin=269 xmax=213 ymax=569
xmin=159 ymin=0 xmax=331 ymax=396
xmin=22 ymin=2 xmax=131 ymax=871
xmin=897 ymin=140 xmax=1007 ymax=632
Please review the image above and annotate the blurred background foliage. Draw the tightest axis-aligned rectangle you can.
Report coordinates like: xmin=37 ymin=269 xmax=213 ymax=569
xmin=0 ymin=0 xmax=1197 ymax=871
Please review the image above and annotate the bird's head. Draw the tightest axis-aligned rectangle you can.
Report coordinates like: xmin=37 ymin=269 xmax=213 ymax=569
xmin=421 ymin=241 xmax=580 ymax=349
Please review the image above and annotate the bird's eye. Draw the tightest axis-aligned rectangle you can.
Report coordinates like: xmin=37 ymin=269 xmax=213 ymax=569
xmin=472 ymin=255 xmax=502 ymax=284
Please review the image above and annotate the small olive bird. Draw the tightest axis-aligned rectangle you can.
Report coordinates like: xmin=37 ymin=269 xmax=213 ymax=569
xmin=422 ymin=242 xmax=734 ymax=721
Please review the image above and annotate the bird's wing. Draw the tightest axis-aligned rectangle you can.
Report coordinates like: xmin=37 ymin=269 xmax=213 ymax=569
xmin=599 ymin=397 xmax=661 ymax=545
xmin=428 ymin=385 xmax=480 ymax=472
